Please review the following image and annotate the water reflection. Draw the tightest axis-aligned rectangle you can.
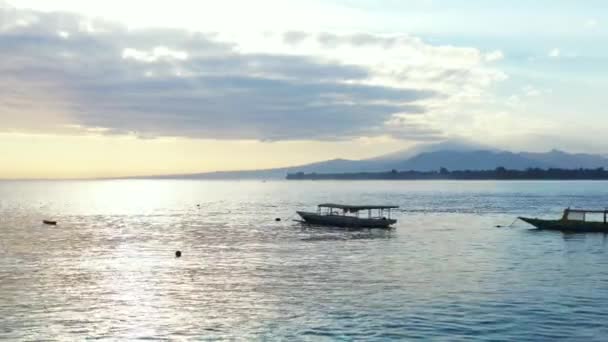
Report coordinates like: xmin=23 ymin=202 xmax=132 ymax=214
xmin=2 ymin=180 xmax=608 ymax=340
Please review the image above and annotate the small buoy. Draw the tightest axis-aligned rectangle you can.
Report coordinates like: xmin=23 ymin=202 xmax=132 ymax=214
xmin=43 ymin=220 xmax=57 ymax=226
xmin=275 ymin=218 xmax=281 ymax=222
xmin=175 ymin=250 xmax=182 ymax=258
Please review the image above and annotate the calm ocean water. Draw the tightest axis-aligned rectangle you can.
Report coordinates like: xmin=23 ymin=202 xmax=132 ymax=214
xmin=2 ymin=180 xmax=608 ymax=340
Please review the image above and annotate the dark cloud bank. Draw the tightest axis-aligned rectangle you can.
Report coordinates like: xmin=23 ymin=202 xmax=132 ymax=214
xmin=0 ymin=6 xmax=441 ymax=140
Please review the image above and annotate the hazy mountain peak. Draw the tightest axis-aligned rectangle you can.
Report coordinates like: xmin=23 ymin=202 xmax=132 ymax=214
xmin=368 ymin=138 xmax=498 ymax=162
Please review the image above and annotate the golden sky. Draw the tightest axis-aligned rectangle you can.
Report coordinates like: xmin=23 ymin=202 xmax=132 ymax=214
xmin=0 ymin=133 xmax=407 ymax=179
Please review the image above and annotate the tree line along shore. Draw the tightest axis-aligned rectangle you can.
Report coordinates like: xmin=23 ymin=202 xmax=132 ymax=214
xmin=286 ymin=167 xmax=608 ymax=180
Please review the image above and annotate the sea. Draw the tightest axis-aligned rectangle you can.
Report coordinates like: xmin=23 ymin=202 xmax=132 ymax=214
xmin=2 ymin=180 xmax=608 ymax=341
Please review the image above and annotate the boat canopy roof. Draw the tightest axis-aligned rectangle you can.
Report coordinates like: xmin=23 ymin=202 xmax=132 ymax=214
xmin=318 ymin=203 xmax=399 ymax=211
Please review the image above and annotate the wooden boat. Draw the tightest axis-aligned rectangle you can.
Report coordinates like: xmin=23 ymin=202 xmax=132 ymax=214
xmin=519 ymin=208 xmax=608 ymax=233
xmin=297 ymin=203 xmax=398 ymax=229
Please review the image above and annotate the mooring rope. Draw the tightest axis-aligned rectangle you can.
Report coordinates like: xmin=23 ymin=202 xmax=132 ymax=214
xmin=496 ymin=217 xmax=520 ymax=228
xmin=277 ymin=212 xmax=298 ymax=222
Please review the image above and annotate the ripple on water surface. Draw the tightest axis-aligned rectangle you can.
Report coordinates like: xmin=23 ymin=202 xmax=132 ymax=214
xmin=2 ymin=180 xmax=608 ymax=340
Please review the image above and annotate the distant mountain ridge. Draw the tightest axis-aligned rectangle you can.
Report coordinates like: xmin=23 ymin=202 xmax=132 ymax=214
xmin=369 ymin=139 xmax=497 ymax=162
xmin=519 ymin=150 xmax=608 ymax=169
xmin=138 ymin=140 xmax=608 ymax=179
xmin=392 ymin=150 xmax=546 ymax=171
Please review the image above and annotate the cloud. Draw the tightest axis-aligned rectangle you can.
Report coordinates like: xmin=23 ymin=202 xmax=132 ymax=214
xmin=548 ymin=48 xmax=560 ymax=58
xmin=484 ymin=50 xmax=504 ymax=62
xmin=382 ymin=116 xmax=445 ymax=141
xmin=0 ymin=6 xmax=506 ymax=142
xmin=585 ymin=19 xmax=598 ymax=29
xmin=277 ymin=31 xmax=507 ymax=92
xmin=283 ymin=31 xmax=309 ymax=45
xmin=523 ymin=85 xmax=541 ymax=97
xmin=314 ymin=32 xmax=405 ymax=49
xmin=122 ymin=46 xmax=188 ymax=62
xmin=520 ymin=85 xmax=552 ymax=99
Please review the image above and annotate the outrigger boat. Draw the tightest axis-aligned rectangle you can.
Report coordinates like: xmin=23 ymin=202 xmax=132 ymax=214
xmin=519 ymin=208 xmax=608 ymax=233
xmin=297 ymin=203 xmax=399 ymax=229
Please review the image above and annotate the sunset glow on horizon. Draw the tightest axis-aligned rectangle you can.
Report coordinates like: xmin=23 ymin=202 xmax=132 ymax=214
xmin=1 ymin=0 xmax=607 ymax=178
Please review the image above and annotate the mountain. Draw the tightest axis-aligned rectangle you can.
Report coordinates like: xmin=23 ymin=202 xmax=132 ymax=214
xmin=141 ymin=158 xmax=389 ymax=180
xmin=142 ymin=168 xmax=290 ymax=180
xmin=392 ymin=150 xmax=548 ymax=171
xmin=369 ymin=138 xmax=496 ymax=162
xmin=520 ymin=149 xmax=608 ymax=169
xmin=283 ymin=158 xmax=386 ymax=173
xmin=147 ymin=140 xmax=493 ymax=179
xmin=138 ymin=141 xmax=608 ymax=179
xmin=381 ymin=149 xmax=608 ymax=172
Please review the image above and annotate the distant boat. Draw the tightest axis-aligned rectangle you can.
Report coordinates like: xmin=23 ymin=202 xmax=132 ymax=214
xmin=519 ymin=208 xmax=608 ymax=233
xmin=297 ymin=203 xmax=398 ymax=229
xmin=43 ymin=220 xmax=57 ymax=226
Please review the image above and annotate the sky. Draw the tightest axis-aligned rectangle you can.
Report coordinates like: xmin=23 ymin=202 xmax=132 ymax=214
xmin=1 ymin=0 xmax=607 ymax=178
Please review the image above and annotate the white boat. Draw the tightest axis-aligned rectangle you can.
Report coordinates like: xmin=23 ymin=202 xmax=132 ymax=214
xmin=297 ymin=203 xmax=398 ymax=229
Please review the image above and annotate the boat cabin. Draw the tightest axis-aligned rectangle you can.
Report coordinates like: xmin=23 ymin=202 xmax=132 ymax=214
xmin=562 ymin=208 xmax=608 ymax=223
xmin=317 ymin=203 xmax=399 ymax=220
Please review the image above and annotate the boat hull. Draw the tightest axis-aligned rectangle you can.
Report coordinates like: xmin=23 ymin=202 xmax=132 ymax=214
xmin=297 ymin=211 xmax=396 ymax=229
xmin=519 ymin=217 xmax=608 ymax=233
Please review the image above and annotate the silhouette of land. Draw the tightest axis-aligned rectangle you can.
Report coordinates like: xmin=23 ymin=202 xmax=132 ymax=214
xmin=286 ymin=167 xmax=608 ymax=180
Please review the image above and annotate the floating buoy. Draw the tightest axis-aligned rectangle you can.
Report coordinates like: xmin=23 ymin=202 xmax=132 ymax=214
xmin=275 ymin=218 xmax=281 ymax=222
xmin=175 ymin=250 xmax=182 ymax=258
xmin=43 ymin=220 xmax=57 ymax=226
